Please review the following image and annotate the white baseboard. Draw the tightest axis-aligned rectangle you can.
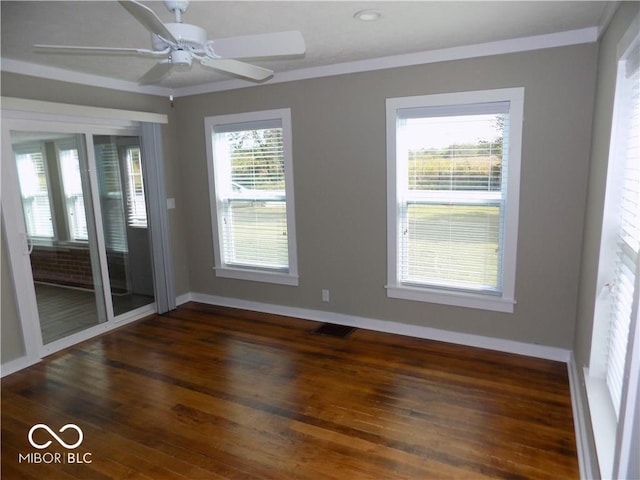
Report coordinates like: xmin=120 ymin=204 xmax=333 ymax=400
xmin=0 ymin=354 xmax=40 ymax=378
xmin=0 ymin=291 xmax=572 ymax=373
xmin=568 ymin=354 xmax=597 ymax=480
xmin=187 ymin=292 xmax=571 ymax=362
xmin=176 ymin=292 xmax=193 ymax=306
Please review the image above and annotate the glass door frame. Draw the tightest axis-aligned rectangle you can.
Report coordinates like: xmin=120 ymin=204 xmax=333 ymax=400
xmin=1 ymin=101 xmax=169 ymax=360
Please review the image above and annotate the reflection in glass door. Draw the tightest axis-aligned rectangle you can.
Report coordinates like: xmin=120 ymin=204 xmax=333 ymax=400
xmin=12 ymin=133 xmax=106 ymax=344
xmin=94 ymin=135 xmax=154 ymax=316
xmin=11 ymin=131 xmax=155 ymax=345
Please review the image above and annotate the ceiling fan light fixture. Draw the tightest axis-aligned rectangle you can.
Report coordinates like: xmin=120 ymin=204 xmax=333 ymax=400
xmin=353 ymin=9 xmax=382 ymax=22
xmin=169 ymin=49 xmax=192 ymax=68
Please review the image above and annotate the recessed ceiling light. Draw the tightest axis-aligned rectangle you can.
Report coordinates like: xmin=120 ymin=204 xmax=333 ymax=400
xmin=353 ymin=9 xmax=383 ymax=22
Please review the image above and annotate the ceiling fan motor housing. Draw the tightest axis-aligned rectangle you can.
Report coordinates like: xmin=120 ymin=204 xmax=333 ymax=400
xmin=169 ymin=49 xmax=192 ymax=68
xmin=152 ymin=22 xmax=207 ymax=52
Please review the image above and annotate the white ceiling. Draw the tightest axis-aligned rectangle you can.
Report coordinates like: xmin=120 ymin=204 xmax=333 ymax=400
xmin=1 ymin=1 xmax=613 ymax=95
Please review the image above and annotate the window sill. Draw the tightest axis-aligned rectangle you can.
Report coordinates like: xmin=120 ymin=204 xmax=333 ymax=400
xmin=386 ymin=284 xmax=515 ymax=313
xmin=31 ymin=240 xmax=89 ymax=251
xmin=584 ymin=369 xmax=616 ymax=479
xmin=214 ymin=266 xmax=299 ymax=286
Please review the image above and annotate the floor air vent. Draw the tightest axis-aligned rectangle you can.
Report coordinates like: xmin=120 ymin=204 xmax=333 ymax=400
xmin=310 ymin=323 xmax=356 ymax=338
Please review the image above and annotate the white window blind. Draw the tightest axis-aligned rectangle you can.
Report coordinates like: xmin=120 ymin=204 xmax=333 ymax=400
xmin=14 ymin=144 xmax=54 ymax=238
xmin=397 ymin=103 xmax=509 ymax=294
xmin=124 ymin=146 xmax=148 ymax=228
xmin=214 ymin=122 xmax=288 ymax=270
xmin=58 ymin=144 xmax=88 ymax=241
xmin=606 ymin=46 xmax=639 ymax=419
xmin=94 ymin=139 xmax=127 ymax=252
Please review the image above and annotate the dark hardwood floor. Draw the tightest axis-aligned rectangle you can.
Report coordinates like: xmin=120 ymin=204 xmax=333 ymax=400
xmin=1 ymin=302 xmax=579 ymax=479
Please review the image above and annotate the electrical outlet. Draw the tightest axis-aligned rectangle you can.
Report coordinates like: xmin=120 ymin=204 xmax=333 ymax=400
xmin=322 ymin=289 xmax=330 ymax=302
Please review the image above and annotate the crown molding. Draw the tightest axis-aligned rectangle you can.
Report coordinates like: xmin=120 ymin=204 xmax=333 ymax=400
xmin=597 ymin=1 xmax=621 ymax=40
xmin=1 ymin=27 xmax=598 ymax=99
xmin=174 ymin=27 xmax=599 ymax=97
xmin=0 ymin=57 xmax=171 ymax=97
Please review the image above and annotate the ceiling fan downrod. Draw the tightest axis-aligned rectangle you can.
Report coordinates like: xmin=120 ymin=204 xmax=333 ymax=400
xmin=164 ymin=0 xmax=189 ymax=23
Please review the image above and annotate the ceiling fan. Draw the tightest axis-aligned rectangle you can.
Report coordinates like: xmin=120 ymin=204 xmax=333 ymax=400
xmin=34 ymin=0 xmax=306 ymax=84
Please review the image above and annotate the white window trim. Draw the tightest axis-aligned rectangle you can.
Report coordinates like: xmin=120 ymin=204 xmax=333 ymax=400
xmin=204 ymin=108 xmax=299 ymax=286
xmin=386 ymin=88 xmax=524 ymax=312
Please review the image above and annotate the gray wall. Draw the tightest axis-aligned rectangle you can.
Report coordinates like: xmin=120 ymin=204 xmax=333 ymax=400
xmin=176 ymin=43 xmax=597 ymax=349
xmin=572 ymin=3 xmax=639 ymax=477
xmin=0 ymin=33 xmax=609 ymax=365
xmin=0 ymin=74 xmax=189 ymax=363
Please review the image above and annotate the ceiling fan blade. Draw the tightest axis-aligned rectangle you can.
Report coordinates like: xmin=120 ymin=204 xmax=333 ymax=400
xmin=138 ymin=61 xmax=175 ymax=85
xmin=209 ymin=31 xmax=305 ymax=59
xmin=118 ymin=0 xmax=178 ymax=44
xmin=34 ymin=44 xmax=163 ymax=57
xmin=200 ymin=58 xmax=273 ymax=81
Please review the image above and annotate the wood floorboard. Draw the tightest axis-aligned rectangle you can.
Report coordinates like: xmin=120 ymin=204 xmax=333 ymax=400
xmin=1 ymin=302 xmax=579 ymax=479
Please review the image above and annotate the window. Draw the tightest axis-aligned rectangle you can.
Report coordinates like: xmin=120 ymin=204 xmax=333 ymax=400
xmin=93 ymin=137 xmax=147 ymax=252
xmin=603 ymin=42 xmax=639 ymax=421
xmin=205 ymin=108 xmax=298 ymax=285
xmin=57 ymin=142 xmax=88 ymax=241
xmin=587 ymin=26 xmax=639 ymax=479
xmin=95 ymin=138 xmax=127 ymax=252
xmin=124 ymin=146 xmax=147 ymax=228
xmin=386 ymin=88 xmax=524 ymax=312
xmin=14 ymin=143 xmax=54 ymax=239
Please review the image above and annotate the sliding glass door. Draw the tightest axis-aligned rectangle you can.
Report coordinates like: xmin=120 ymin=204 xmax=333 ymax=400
xmin=10 ymin=130 xmax=154 ymax=345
